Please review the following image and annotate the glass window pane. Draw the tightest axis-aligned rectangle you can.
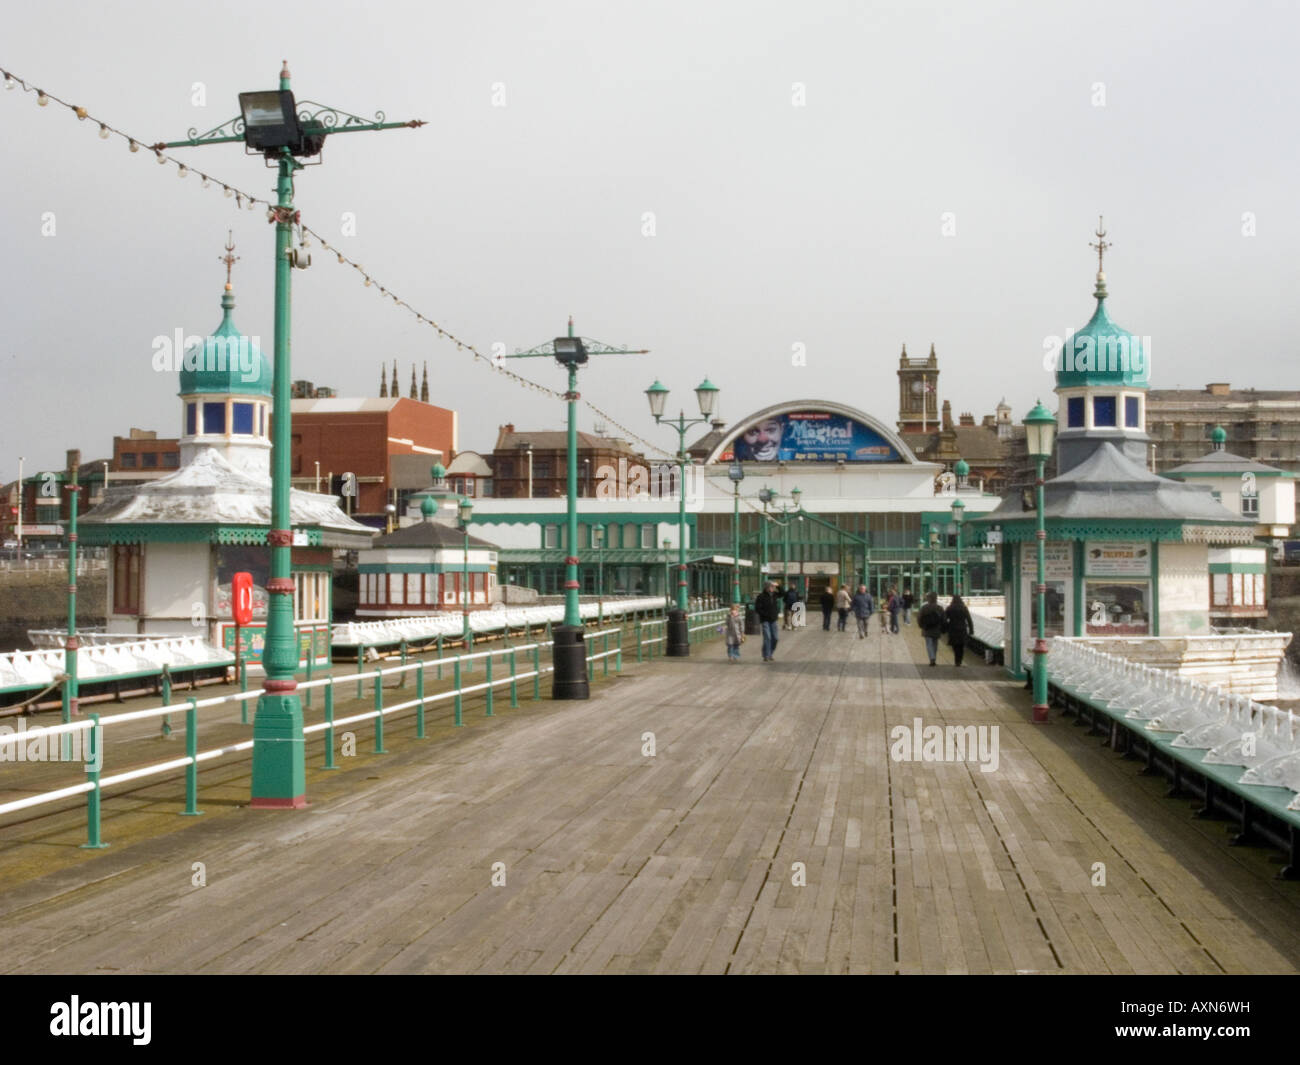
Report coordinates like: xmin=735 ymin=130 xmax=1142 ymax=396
xmin=232 ymin=403 xmax=254 ymax=434
xmin=203 ymin=402 xmax=226 ymax=433
xmin=1093 ymin=396 xmax=1117 ymax=427
xmin=186 ymin=403 xmax=197 ymax=436
xmin=1124 ymin=396 xmax=1140 ymax=428
xmin=1066 ymin=396 xmax=1085 ymax=428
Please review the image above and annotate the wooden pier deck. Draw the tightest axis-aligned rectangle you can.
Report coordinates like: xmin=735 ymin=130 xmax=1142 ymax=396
xmin=2 ymin=620 xmax=1300 ymax=974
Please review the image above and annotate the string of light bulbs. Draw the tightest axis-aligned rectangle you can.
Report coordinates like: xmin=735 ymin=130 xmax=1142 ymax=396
xmin=0 ymin=63 xmax=677 ymax=460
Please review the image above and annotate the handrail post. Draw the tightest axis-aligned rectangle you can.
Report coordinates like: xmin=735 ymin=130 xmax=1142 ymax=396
xmin=454 ymin=657 xmax=463 ymax=727
xmin=437 ymin=634 xmax=444 ymax=680
xmin=485 ymin=653 xmax=495 ymax=717
xmin=182 ymin=697 xmax=202 ymax=817
xmin=616 ymin=628 xmax=623 ymax=672
xmin=324 ymin=682 xmax=338 ymax=769
xmin=356 ymin=646 xmax=365 ymax=698
xmin=532 ymin=644 xmax=540 ymax=701
xmin=80 ymin=713 xmax=108 ymax=849
xmin=304 ymin=648 xmax=314 ymax=709
xmin=160 ymin=667 xmax=172 ymax=737
xmin=636 ymin=619 xmax=642 ymax=662
xmin=416 ymin=664 xmax=426 ymax=739
xmin=510 ymin=649 xmax=519 ymax=708
xmin=373 ymin=664 xmax=386 ymax=753
xmin=466 ymin=631 xmax=474 ymax=672
xmin=602 ymin=631 xmax=609 ymax=677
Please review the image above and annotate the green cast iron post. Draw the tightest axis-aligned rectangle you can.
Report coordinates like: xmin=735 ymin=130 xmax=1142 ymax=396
xmin=159 ymin=62 xmax=424 ymax=809
xmin=1032 ymin=454 xmax=1050 ymax=723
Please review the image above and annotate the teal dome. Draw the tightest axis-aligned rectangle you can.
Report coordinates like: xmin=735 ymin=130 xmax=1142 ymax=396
xmin=954 ymin=459 xmax=970 ymax=477
xmin=1054 ymin=274 xmax=1149 ymax=390
xmin=178 ymin=285 xmax=272 ymax=397
xmin=420 ymin=495 xmax=436 ymax=518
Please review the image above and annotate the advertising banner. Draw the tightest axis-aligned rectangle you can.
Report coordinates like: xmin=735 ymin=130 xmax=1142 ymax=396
xmin=723 ymin=412 xmax=899 ymax=463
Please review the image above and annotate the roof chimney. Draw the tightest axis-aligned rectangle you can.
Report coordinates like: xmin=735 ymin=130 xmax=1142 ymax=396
xmin=1206 ymin=382 xmax=1231 ymax=396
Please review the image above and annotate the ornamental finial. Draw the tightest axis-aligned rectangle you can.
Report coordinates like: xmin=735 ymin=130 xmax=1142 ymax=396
xmin=219 ymin=229 xmax=239 ymax=288
xmin=1089 ymin=215 xmax=1111 ymax=277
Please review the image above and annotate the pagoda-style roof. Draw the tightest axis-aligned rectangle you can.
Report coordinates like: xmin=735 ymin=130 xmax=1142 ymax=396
xmin=970 ymin=443 xmax=1256 ymax=543
xmin=79 ymin=448 xmax=375 ymax=548
xmin=1164 ymin=449 xmax=1295 ymax=478
xmin=368 ymin=520 xmax=497 ymax=550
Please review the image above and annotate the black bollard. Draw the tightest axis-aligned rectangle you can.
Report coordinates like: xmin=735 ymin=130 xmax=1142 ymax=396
xmin=666 ymin=609 xmax=690 ymax=657
xmin=551 ymin=625 xmax=590 ymax=699
xmin=744 ymin=605 xmax=759 ymax=636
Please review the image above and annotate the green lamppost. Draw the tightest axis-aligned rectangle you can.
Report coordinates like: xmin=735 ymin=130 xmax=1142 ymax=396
xmin=159 ymin=63 xmax=424 ymax=807
xmin=951 ymin=497 xmax=965 ymax=597
xmin=510 ymin=320 xmax=647 ymax=696
xmin=458 ymin=496 xmax=473 ymax=640
xmin=592 ymin=522 xmax=605 ymax=625
xmin=62 ymin=462 xmax=78 ymax=763
xmin=1024 ymin=401 xmax=1058 ymax=724
xmin=728 ymin=460 xmax=744 ymax=604
xmin=646 ymin=377 xmax=720 ymax=656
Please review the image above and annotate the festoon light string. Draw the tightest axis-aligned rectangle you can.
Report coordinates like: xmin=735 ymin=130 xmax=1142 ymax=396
xmin=1 ymin=64 xmax=676 ymax=460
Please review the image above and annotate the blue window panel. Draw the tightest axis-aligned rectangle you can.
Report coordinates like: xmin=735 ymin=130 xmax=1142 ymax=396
xmin=186 ymin=403 xmax=197 ymax=436
xmin=1093 ymin=396 xmax=1117 ymax=427
xmin=1125 ymin=396 xmax=1140 ymax=428
xmin=1066 ymin=397 xmax=1085 ymax=428
xmin=232 ymin=402 xmax=254 ymax=434
xmin=258 ymin=405 xmax=265 ymax=436
xmin=203 ymin=402 xmax=226 ymax=433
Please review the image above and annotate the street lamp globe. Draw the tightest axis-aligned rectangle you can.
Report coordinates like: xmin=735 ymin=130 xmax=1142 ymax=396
xmin=645 ymin=380 xmax=669 ymax=420
xmin=790 ymin=486 xmax=802 ymax=508
xmin=457 ymin=496 xmax=473 ymax=526
xmin=694 ymin=377 xmax=719 ymax=418
xmin=1024 ymin=401 xmax=1057 ymax=460
xmin=728 ymin=460 xmax=744 ymax=484
xmin=950 ymin=497 xmax=965 ymax=524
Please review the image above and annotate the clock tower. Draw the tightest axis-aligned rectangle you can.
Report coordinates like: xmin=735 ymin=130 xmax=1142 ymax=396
xmin=897 ymin=343 xmax=939 ymax=433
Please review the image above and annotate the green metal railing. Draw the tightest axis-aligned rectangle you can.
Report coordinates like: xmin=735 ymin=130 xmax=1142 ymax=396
xmin=0 ymin=608 xmax=728 ymax=848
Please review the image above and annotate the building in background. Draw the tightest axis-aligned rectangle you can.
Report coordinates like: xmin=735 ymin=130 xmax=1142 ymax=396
xmin=289 ymin=394 xmax=456 ymax=528
xmin=490 ymin=424 xmax=652 ymax=499
xmin=1147 ymin=384 xmax=1300 ymax=521
xmin=111 ymin=429 xmax=180 ymax=480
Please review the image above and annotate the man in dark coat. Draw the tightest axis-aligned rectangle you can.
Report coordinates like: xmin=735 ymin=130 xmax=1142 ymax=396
xmin=755 ymin=582 xmax=782 ymax=662
xmin=917 ymin=592 xmax=946 ymax=667
xmin=944 ymin=594 xmax=975 ymax=667
xmin=819 ymin=588 xmax=835 ymax=631
xmin=850 ymin=585 xmax=874 ymax=639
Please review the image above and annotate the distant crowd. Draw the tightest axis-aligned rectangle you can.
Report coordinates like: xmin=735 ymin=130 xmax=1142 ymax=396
xmin=724 ymin=581 xmax=974 ymax=668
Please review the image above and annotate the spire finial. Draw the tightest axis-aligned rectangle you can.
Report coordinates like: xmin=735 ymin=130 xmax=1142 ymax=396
xmin=1089 ymin=214 xmax=1111 ymax=277
xmin=219 ymin=229 xmax=239 ymax=288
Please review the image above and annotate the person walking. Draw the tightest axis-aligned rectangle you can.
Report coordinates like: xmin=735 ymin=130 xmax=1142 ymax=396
xmin=902 ymin=588 xmax=914 ymax=625
xmin=917 ymin=591 xmax=946 ymax=667
xmin=783 ymin=582 xmax=799 ymax=630
xmin=851 ymin=584 xmax=874 ymax=639
xmin=944 ymin=593 xmax=974 ymax=667
xmin=755 ymin=582 xmax=781 ymax=662
xmin=819 ymin=587 xmax=835 ymax=631
xmin=887 ymin=587 xmax=901 ymax=634
xmin=724 ymin=603 xmax=745 ymax=662
xmin=835 ymin=584 xmax=851 ymax=632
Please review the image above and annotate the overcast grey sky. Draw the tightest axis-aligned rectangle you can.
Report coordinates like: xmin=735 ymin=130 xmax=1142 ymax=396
xmin=4 ymin=0 xmax=1299 ymax=477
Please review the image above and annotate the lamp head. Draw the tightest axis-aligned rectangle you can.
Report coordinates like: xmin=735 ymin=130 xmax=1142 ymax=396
xmin=694 ymin=377 xmax=719 ymax=418
xmin=645 ymin=380 xmax=668 ymax=420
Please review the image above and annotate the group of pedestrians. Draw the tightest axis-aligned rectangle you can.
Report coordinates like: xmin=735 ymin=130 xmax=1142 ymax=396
xmin=731 ymin=580 xmax=976 ymax=667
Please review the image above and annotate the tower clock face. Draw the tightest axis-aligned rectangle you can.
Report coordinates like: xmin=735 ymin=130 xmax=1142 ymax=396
xmin=911 ymin=380 xmax=924 ymax=394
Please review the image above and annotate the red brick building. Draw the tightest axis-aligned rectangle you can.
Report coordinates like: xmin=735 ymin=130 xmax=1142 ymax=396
xmin=289 ymin=396 xmax=457 ymax=527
